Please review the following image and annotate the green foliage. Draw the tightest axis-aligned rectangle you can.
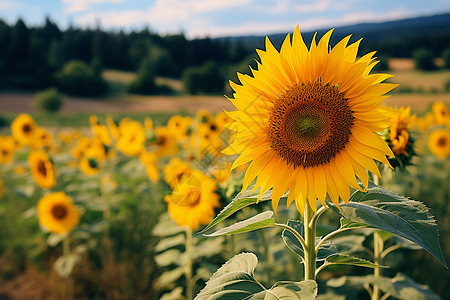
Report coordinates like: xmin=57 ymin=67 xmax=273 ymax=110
xmin=328 ymin=273 xmax=441 ymax=300
xmin=127 ymin=58 xmax=174 ymax=95
xmin=196 ymin=253 xmax=318 ymax=300
xmin=33 ymin=87 xmax=64 ymax=113
xmin=204 ymin=211 xmax=275 ymax=237
xmin=413 ymin=48 xmax=436 ymax=71
xmin=182 ymin=61 xmax=225 ymax=95
xmin=442 ymin=47 xmax=450 ymax=69
xmin=327 ymin=182 xmax=447 ymax=267
xmin=54 ymin=60 xmax=107 ymax=97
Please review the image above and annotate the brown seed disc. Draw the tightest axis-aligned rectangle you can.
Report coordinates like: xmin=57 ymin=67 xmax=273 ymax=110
xmin=268 ymin=82 xmax=354 ymax=168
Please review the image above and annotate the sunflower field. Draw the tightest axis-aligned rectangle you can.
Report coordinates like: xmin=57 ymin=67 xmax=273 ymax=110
xmin=1 ymin=28 xmax=450 ymax=300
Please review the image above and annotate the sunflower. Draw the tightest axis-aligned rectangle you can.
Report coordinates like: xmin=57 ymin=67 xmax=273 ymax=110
xmin=140 ymin=149 xmax=159 ymax=182
xmin=428 ymin=129 xmax=450 ymax=159
xmin=386 ymin=106 xmax=416 ymax=169
xmin=165 ymin=170 xmax=220 ymax=230
xmin=163 ymin=157 xmax=193 ymax=188
xmin=116 ymin=119 xmax=145 ymax=156
xmin=432 ymin=101 xmax=450 ymax=126
xmin=80 ymin=157 xmax=100 ymax=176
xmin=28 ymin=150 xmax=55 ymax=189
xmin=224 ymin=27 xmax=397 ymax=214
xmin=37 ymin=192 xmax=81 ymax=234
xmin=11 ymin=114 xmax=38 ymax=146
xmin=32 ymin=127 xmax=53 ymax=149
xmin=106 ymin=116 xmax=121 ymax=140
xmin=150 ymin=127 xmax=178 ymax=157
xmin=0 ymin=136 xmax=15 ymax=164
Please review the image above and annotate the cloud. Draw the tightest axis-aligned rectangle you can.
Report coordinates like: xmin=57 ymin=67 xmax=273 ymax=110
xmin=63 ymin=0 xmax=124 ymax=14
xmin=0 ymin=0 xmax=24 ymax=11
xmin=75 ymin=0 xmax=254 ymax=33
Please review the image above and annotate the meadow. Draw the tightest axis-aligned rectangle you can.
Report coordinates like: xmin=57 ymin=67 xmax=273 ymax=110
xmin=0 ymin=58 xmax=450 ymax=300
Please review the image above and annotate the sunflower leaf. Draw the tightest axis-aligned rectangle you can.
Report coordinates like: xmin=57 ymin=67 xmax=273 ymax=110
xmin=200 ymin=185 xmax=276 ymax=234
xmin=327 ymin=181 xmax=447 ymax=268
xmin=203 ymin=211 xmax=275 ymax=237
xmin=324 ymin=254 xmax=382 ymax=269
xmin=195 ymin=253 xmax=318 ymax=300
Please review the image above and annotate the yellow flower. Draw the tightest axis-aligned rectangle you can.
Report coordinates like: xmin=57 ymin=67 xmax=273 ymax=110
xmin=215 ymin=111 xmax=232 ymax=131
xmin=163 ymin=157 xmax=193 ymax=188
xmin=168 ymin=115 xmax=192 ymax=140
xmin=212 ymin=163 xmax=232 ymax=184
xmin=91 ymin=124 xmax=112 ymax=146
xmin=428 ymin=129 xmax=450 ymax=159
xmin=106 ymin=116 xmax=121 ymax=140
xmin=389 ymin=107 xmax=416 ymax=156
xmin=224 ymin=27 xmax=396 ymax=215
xmin=116 ymin=119 xmax=145 ymax=156
xmin=166 ymin=170 xmax=220 ymax=230
xmin=11 ymin=114 xmax=38 ymax=146
xmin=151 ymin=126 xmax=178 ymax=157
xmin=37 ymin=192 xmax=81 ymax=234
xmin=144 ymin=117 xmax=154 ymax=131
xmin=140 ymin=150 xmax=159 ymax=182
xmin=80 ymin=157 xmax=99 ymax=176
xmin=0 ymin=136 xmax=15 ymax=164
xmin=196 ymin=109 xmax=213 ymax=124
xmin=32 ymin=127 xmax=53 ymax=149
xmin=432 ymin=101 xmax=450 ymax=126
xmin=28 ymin=150 xmax=55 ymax=189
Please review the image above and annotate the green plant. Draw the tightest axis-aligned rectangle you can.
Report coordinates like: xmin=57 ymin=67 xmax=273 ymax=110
xmin=413 ymin=48 xmax=436 ymax=71
xmin=33 ymin=87 xmax=64 ymax=113
xmin=182 ymin=61 xmax=225 ymax=95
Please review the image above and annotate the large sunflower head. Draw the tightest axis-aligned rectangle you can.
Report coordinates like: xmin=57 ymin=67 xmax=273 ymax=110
xmin=28 ymin=150 xmax=55 ymax=189
xmin=37 ymin=192 xmax=81 ymax=234
xmin=165 ymin=170 xmax=220 ymax=230
xmin=224 ymin=27 xmax=397 ymax=215
xmin=428 ymin=129 xmax=450 ymax=159
xmin=11 ymin=114 xmax=38 ymax=146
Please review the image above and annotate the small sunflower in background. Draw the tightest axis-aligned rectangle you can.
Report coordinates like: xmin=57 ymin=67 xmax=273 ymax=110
xmin=32 ymin=127 xmax=53 ymax=149
xmin=116 ymin=118 xmax=145 ymax=156
xmin=163 ymin=157 xmax=193 ymax=188
xmin=165 ymin=170 xmax=220 ymax=230
xmin=383 ymin=106 xmax=417 ymax=170
xmin=0 ymin=136 xmax=15 ymax=164
xmin=428 ymin=129 xmax=450 ymax=159
xmin=431 ymin=101 xmax=450 ymax=127
xmin=28 ymin=150 xmax=55 ymax=189
xmin=11 ymin=113 xmax=38 ymax=146
xmin=140 ymin=149 xmax=159 ymax=182
xmin=150 ymin=126 xmax=178 ymax=157
xmin=80 ymin=157 xmax=100 ymax=176
xmin=224 ymin=26 xmax=397 ymax=214
xmin=37 ymin=192 xmax=81 ymax=234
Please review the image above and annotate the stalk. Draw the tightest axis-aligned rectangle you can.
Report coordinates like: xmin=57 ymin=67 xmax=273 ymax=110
xmin=185 ymin=227 xmax=193 ymax=300
xmin=303 ymin=203 xmax=317 ymax=280
xmin=371 ymin=231 xmax=384 ymax=300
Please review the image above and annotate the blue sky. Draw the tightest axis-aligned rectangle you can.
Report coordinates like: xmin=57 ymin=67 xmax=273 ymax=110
xmin=1 ymin=0 xmax=450 ymax=38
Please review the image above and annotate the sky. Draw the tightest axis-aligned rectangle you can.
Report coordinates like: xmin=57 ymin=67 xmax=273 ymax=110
xmin=1 ymin=0 xmax=450 ymax=38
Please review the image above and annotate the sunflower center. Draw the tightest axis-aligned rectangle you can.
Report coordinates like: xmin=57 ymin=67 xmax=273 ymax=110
xmin=51 ymin=204 xmax=68 ymax=220
xmin=187 ymin=188 xmax=202 ymax=207
xmin=437 ymin=136 xmax=447 ymax=147
xmin=37 ymin=160 xmax=47 ymax=176
xmin=22 ymin=124 xmax=32 ymax=133
xmin=268 ymin=82 xmax=354 ymax=168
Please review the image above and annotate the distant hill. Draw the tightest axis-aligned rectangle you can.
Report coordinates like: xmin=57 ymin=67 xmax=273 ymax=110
xmin=216 ymin=12 xmax=450 ymax=57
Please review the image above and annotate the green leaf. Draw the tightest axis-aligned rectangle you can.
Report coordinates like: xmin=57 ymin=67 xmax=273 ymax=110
xmin=281 ymin=220 xmax=337 ymax=262
xmin=327 ymin=273 xmax=440 ymax=300
xmin=203 ymin=211 xmax=275 ymax=237
xmin=195 ymin=253 xmax=318 ymax=300
xmin=324 ymin=254 xmax=381 ymax=269
xmin=200 ymin=185 xmax=278 ymax=234
xmin=281 ymin=220 xmax=305 ymax=260
xmin=339 ymin=218 xmax=370 ymax=230
xmin=328 ymin=182 xmax=447 ymax=268
xmin=54 ymin=254 xmax=81 ymax=278
xmin=195 ymin=253 xmax=265 ymax=299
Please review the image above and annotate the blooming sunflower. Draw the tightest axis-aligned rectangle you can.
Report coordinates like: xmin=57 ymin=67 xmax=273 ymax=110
xmin=165 ymin=170 xmax=220 ymax=230
xmin=11 ymin=113 xmax=38 ymax=146
xmin=80 ymin=157 xmax=100 ymax=176
xmin=224 ymin=27 xmax=397 ymax=214
xmin=0 ymin=136 xmax=15 ymax=164
xmin=37 ymin=192 xmax=81 ymax=234
xmin=386 ymin=106 xmax=416 ymax=169
xmin=428 ymin=129 xmax=450 ymax=159
xmin=28 ymin=150 xmax=55 ymax=189
xmin=116 ymin=119 xmax=145 ymax=156
xmin=432 ymin=101 xmax=450 ymax=126
xmin=151 ymin=127 xmax=178 ymax=157
xmin=163 ymin=157 xmax=193 ymax=188
xmin=140 ymin=149 xmax=159 ymax=182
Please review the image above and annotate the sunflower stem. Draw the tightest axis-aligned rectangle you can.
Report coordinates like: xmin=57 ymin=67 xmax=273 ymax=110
xmin=371 ymin=231 xmax=384 ymax=300
xmin=303 ymin=203 xmax=317 ymax=281
xmin=63 ymin=234 xmax=70 ymax=257
xmin=185 ymin=227 xmax=193 ymax=300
